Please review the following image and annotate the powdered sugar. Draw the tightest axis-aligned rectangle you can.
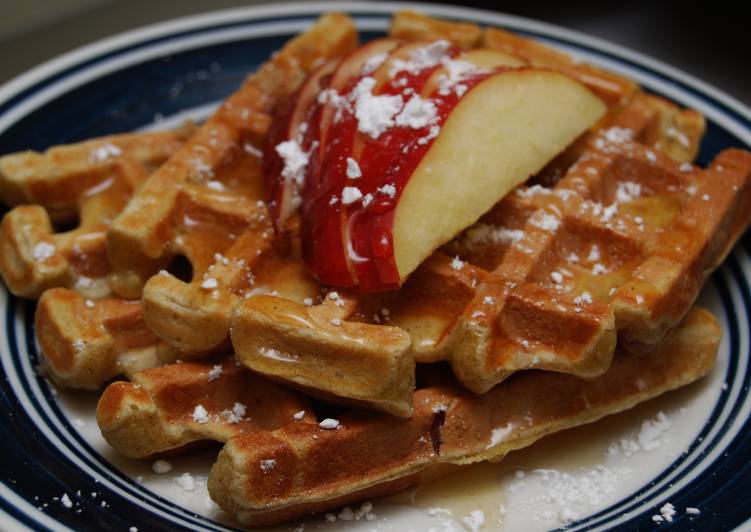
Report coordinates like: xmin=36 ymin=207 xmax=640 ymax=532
xmin=615 ymin=181 xmax=642 ymax=203
xmin=275 ymin=140 xmax=309 ymax=189
xmin=345 ymin=157 xmax=362 ymax=179
xmin=353 ymin=77 xmax=403 ymax=139
xmin=33 ymin=242 xmax=56 ymax=261
xmin=221 ymin=402 xmax=247 ymax=424
xmin=463 ymin=224 xmax=525 ymax=246
xmin=608 ymin=411 xmax=671 ymax=458
xmin=319 ymin=418 xmax=340 ymax=430
xmin=378 ymin=183 xmax=397 ymax=197
xmin=530 ymin=212 xmax=561 ymax=232
xmin=509 ymin=465 xmax=629 ymax=513
xmin=260 ymin=459 xmax=276 ymax=473
xmin=652 ymin=502 xmax=676 ymax=523
xmin=191 ymin=404 xmax=209 ymax=424
xmin=207 ymin=364 xmax=222 ymax=382
xmin=437 ymin=57 xmax=480 ymax=96
xmin=362 ymin=52 xmax=388 ymax=74
xmin=152 ymin=460 xmax=173 ymax=474
xmin=461 ymin=509 xmax=485 ymax=532
xmin=487 ymin=423 xmax=514 ymax=449
xmin=395 ymin=94 xmax=438 ymax=129
xmin=90 ymin=143 xmax=122 ymax=162
xmin=389 ymin=40 xmax=451 ymax=77
xmin=341 ymin=186 xmax=363 ymax=205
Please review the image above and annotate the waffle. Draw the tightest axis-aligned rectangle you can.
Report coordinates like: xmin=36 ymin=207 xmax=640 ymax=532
xmin=96 ymin=357 xmax=312 ymax=458
xmin=35 ymin=288 xmax=177 ymax=390
xmin=0 ymin=126 xmax=194 ymax=298
xmin=210 ymin=307 xmax=719 ymax=526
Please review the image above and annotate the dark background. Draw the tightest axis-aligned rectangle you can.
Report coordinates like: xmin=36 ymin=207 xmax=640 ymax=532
xmin=0 ymin=0 xmax=747 ymax=108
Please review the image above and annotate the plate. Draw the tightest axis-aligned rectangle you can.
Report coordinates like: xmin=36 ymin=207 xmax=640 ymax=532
xmin=1 ymin=2 xmax=750 ymax=531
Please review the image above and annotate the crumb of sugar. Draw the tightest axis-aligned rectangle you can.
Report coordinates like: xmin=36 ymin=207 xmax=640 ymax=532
xmin=346 ymin=157 xmax=362 ymax=179
xmin=353 ymin=77 xmax=403 ymax=139
xmin=60 ymin=493 xmax=73 ymax=509
xmin=319 ymin=418 xmax=340 ymax=430
xmin=378 ymin=183 xmax=397 ymax=197
xmin=173 ymin=472 xmax=198 ymax=492
xmin=260 ymin=459 xmax=276 ymax=473
xmin=275 ymin=140 xmax=308 ymax=186
xmin=152 ymin=459 xmax=172 ymax=474
xmin=615 ymin=181 xmax=642 ymax=203
xmin=341 ymin=186 xmax=363 ymax=205
xmin=191 ymin=404 xmax=209 ymax=424
xmin=90 ymin=143 xmax=122 ymax=162
xmin=463 ymin=224 xmax=524 ymax=246
xmin=652 ymin=502 xmax=676 ymax=523
xmin=200 ymin=277 xmax=218 ymax=290
xmin=487 ymin=423 xmax=514 ymax=449
xmin=395 ymin=94 xmax=437 ymax=129
xmin=461 ymin=509 xmax=485 ymax=532
xmin=328 ymin=291 xmax=345 ymax=307
xmin=222 ymin=402 xmax=247 ymax=424
xmin=207 ymin=364 xmax=222 ymax=382
xmin=362 ymin=52 xmax=388 ymax=74
xmin=530 ymin=212 xmax=560 ymax=232
xmin=33 ymin=242 xmax=56 ymax=261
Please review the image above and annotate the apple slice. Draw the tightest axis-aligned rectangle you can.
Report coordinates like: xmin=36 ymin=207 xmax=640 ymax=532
xmin=265 ymin=39 xmax=606 ymax=292
xmin=264 ymin=60 xmax=337 ymax=224
xmin=390 ymin=69 xmax=606 ymax=280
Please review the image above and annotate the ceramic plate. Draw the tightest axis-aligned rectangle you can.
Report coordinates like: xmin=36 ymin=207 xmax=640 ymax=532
xmin=1 ymin=2 xmax=750 ymax=531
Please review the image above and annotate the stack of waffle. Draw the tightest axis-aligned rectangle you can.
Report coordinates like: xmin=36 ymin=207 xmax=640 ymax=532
xmin=1 ymin=10 xmax=748 ymax=527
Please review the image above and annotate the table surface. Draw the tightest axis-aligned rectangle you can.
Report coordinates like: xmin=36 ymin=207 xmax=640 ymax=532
xmin=1 ymin=0 xmax=748 ymax=108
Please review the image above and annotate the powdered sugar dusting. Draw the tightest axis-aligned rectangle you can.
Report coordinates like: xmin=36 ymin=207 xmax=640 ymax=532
xmin=395 ymin=94 xmax=438 ymax=129
xmin=608 ymin=411 xmax=671 ymax=458
xmin=353 ymin=77 xmax=403 ymax=139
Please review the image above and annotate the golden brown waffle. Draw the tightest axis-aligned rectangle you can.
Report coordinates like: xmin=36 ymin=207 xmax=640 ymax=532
xmin=230 ymin=90 xmax=733 ymax=414
xmin=97 ymin=357 xmax=312 ymax=458
xmin=210 ymin=307 xmax=719 ymax=526
xmin=0 ymin=127 xmax=193 ymax=298
xmin=35 ymin=288 xmax=178 ymax=390
xmin=106 ymin=13 xmax=358 ymax=300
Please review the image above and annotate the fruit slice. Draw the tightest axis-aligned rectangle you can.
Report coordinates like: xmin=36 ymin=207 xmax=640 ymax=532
xmin=264 ymin=60 xmax=337 ymax=224
xmin=391 ymin=68 xmax=606 ymax=280
xmin=265 ymin=39 xmax=607 ymax=292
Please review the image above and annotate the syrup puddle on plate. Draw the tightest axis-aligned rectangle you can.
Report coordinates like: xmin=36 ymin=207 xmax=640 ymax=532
xmin=377 ymin=376 xmax=715 ymax=531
